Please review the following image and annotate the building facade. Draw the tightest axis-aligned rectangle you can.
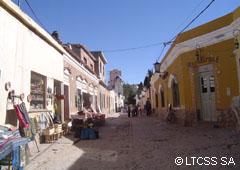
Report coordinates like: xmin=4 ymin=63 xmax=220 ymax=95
xmin=151 ymin=7 xmax=240 ymax=128
xmin=62 ymin=44 xmax=99 ymax=120
xmin=0 ymin=0 xmax=65 ymax=125
xmin=0 ymin=0 xmax=118 ymax=127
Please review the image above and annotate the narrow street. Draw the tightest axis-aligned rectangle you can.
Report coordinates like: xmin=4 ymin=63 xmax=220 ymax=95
xmin=25 ymin=113 xmax=240 ymax=170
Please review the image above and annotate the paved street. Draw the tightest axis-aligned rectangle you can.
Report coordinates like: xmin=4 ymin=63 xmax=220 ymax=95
xmin=26 ymin=113 xmax=240 ymax=170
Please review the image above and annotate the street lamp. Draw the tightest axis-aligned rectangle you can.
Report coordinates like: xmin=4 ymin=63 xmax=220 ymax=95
xmin=233 ymin=29 xmax=240 ymax=50
xmin=195 ymin=44 xmax=200 ymax=60
xmin=153 ymin=61 xmax=168 ymax=78
xmin=154 ymin=61 xmax=161 ymax=73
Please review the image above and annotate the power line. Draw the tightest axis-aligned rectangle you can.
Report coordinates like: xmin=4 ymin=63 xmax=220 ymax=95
xmin=169 ymin=0 xmax=215 ymax=43
xmin=24 ymin=0 xmax=50 ymax=34
xmin=156 ymin=0 xmax=215 ymax=61
xmin=102 ymin=42 xmax=165 ymax=53
xmin=103 ymin=0 xmax=215 ymax=56
xmin=169 ymin=0 xmax=205 ymax=40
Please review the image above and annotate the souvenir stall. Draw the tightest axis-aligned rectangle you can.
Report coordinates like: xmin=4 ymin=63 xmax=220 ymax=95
xmin=0 ymin=128 xmax=29 ymax=170
xmin=0 ymin=83 xmax=33 ymax=170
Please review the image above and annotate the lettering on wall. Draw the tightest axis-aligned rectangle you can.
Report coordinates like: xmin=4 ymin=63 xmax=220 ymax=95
xmin=187 ymin=56 xmax=219 ymax=67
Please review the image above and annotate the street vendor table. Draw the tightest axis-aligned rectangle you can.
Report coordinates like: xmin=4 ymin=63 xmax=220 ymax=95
xmin=71 ymin=115 xmax=86 ymax=130
xmin=0 ymin=130 xmax=28 ymax=169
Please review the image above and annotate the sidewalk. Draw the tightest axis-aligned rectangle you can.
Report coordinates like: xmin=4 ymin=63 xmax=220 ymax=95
xmin=25 ymin=112 xmax=121 ymax=170
xmin=25 ymin=112 xmax=240 ymax=170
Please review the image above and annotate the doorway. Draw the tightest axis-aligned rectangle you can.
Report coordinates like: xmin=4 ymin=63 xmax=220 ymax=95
xmin=198 ymin=71 xmax=216 ymax=121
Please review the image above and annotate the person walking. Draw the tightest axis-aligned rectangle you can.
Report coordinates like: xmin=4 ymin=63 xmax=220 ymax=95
xmin=146 ymin=98 xmax=151 ymax=116
xmin=127 ymin=105 xmax=131 ymax=117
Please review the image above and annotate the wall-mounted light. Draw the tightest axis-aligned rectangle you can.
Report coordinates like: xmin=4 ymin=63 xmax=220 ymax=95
xmin=195 ymin=44 xmax=200 ymax=60
xmin=233 ymin=29 xmax=240 ymax=50
xmin=154 ymin=61 xmax=161 ymax=73
xmin=235 ymin=38 xmax=239 ymax=50
xmin=153 ymin=61 xmax=168 ymax=79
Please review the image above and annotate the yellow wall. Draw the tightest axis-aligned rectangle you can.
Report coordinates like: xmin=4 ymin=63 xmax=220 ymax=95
xmin=153 ymin=38 xmax=238 ymax=111
xmin=153 ymin=6 xmax=240 ymax=111
xmin=154 ymin=55 xmax=185 ymax=109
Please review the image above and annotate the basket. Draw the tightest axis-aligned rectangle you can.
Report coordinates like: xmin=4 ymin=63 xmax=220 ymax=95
xmin=54 ymin=124 xmax=62 ymax=133
xmin=42 ymin=127 xmax=54 ymax=135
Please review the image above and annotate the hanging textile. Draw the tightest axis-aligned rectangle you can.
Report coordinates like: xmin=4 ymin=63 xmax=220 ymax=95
xmin=17 ymin=103 xmax=30 ymax=125
xmin=14 ymin=103 xmax=34 ymax=141
xmin=39 ymin=114 xmax=47 ymax=134
xmin=29 ymin=118 xmax=37 ymax=135
xmin=0 ymin=130 xmax=28 ymax=161
xmin=13 ymin=104 xmax=30 ymax=128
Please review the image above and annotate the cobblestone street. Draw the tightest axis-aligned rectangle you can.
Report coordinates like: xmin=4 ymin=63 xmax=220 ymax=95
xmin=26 ymin=113 xmax=240 ymax=170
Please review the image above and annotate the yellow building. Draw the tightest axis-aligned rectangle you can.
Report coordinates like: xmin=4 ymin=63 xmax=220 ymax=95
xmin=151 ymin=6 xmax=240 ymax=128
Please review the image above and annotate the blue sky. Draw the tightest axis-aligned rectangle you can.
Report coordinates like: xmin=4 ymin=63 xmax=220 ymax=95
xmin=12 ymin=0 xmax=240 ymax=84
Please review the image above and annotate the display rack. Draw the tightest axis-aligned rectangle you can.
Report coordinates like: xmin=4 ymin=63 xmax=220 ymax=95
xmin=30 ymin=74 xmax=45 ymax=110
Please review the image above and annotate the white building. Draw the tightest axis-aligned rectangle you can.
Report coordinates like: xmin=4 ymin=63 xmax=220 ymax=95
xmin=0 ymin=0 xmax=65 ymax=125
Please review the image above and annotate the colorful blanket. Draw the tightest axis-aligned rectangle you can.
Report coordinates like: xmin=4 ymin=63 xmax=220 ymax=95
xmin=0 ymin=130 xmax=28 ymax=160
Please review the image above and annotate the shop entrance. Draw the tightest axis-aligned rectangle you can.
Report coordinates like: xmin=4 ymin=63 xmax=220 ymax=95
xmin=198 ymin=66 xmax=216 ymax=121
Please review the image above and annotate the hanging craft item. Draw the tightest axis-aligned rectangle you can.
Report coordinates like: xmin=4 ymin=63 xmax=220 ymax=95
xmin=20 ymin=93 xmax=24 ymax=102
xmin=5 ymin=82 xmax=11 ymax=91
xmin=27 ymin=94 xmax=32 ymax=103
xmin=8 ymin=90 xmax=15 ymax=100
xmin=55 ymin=94 xmax=65 ymax=100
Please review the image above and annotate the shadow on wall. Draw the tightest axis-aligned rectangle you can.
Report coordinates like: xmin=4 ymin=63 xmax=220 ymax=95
xmin=5 ymin=109 xmax=18 ymax=127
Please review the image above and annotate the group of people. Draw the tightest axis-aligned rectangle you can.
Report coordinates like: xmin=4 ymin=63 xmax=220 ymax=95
xmin=127 ymin=98 xmax=152 ymax=117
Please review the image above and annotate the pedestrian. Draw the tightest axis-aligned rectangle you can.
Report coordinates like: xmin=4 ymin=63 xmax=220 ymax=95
xmin=146 ymin=98 xmax=151 ymax=116
xmin=131 ymin=105 xmax=135 ymax=117
xmin=136 ymin=104 xmax=140 ymax=116
xmin=127 ymin=105 xmax=131 ymax=117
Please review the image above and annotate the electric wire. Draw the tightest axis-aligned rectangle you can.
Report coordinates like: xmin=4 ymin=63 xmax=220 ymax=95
xmin=156 ymin=0 xmax=216 ymax=62
xmin=102 ymin=42 xmax=165 ymax=53
xmin=169 ymin=0 xmax=215 ymax=43
xmin=24 ymin=0 xmax=50 ymax=34
xmin=169 ymin=0 xmax=205 ymax=41
xmin=103 ymin=0 xmax=215 ymax=58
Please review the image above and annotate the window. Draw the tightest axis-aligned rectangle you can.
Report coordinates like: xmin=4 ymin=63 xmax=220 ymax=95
xmin=209 ymin=76 xmax=215 ymax=92
xmin=75 ymin=89 xmax=82 ymax=110
xmin=30 ymin=72 xmax=46 ymax=109
xmin=90 ymin=64 xmax=93 ymax=71
xmin=201 ymin=77 xmax=207 ymax=93
xmin=100 ymin=62 xmax=102 ymax=73
xmin=172 ymin=81 xmax=180 ymax=107
xmin=161 ymin=89 xmax=165 ymax=107
xmin=84 ymin=57 xmax=87 ymax=64
xmin=155 ymin=92 xmax=158 ymax=108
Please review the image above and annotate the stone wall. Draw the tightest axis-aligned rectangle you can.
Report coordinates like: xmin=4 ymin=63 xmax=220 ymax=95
xmin=216 ymin=108 xmax=238 ymax=128
xmin=155 ymin=108 xmax=198 ymax=127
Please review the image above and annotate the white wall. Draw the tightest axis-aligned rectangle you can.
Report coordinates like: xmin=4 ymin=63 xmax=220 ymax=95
xmin=0 ymin=3 xmax=63 ymax=124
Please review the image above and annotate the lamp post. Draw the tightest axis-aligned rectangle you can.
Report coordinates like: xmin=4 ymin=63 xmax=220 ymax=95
xmin=195 ymin=44 xmax=200 ymax=60
xmin=233 ymin=29 xmax=240 ymax=50
xmin=153 ymin=61 xmax=168 ymax=78
xmin=154 ymin=61 xmax=161 ymax=73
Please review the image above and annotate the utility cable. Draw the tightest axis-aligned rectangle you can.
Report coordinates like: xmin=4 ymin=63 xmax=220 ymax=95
xmin=169 ymin=0 xmax=215 ymax=43
xmin=102 ymin=42 xmax=165 ymax=53
xmin=156 ymin=0 xmax=215 ymax=62
xmin=24 ymin=0 xmax=50 ymax=34
xmin=169 ymin=0 xmax=205 ymax=40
